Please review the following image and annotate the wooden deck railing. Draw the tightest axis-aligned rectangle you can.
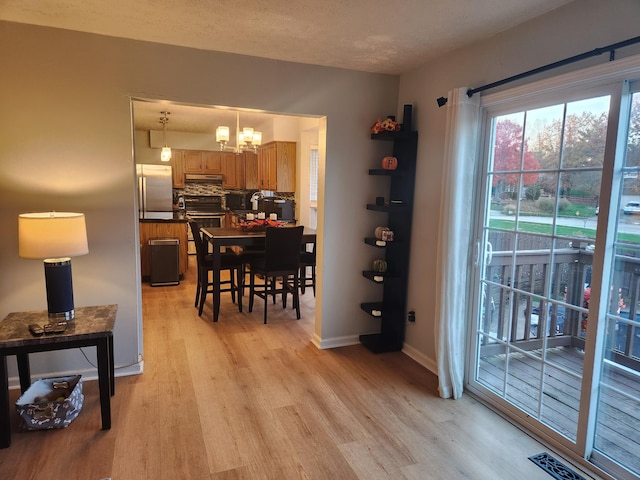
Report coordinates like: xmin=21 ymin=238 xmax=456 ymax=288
xmin=481 ymin=246 xmax=640 ymax=371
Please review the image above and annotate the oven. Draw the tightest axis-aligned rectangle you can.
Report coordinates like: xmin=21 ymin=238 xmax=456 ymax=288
xmin=184 ymin=195 xmax=226 ymax=255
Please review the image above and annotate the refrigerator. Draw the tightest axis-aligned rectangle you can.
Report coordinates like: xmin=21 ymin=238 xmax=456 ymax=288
xmin=137 ymin=164 xmax=173 ymax=219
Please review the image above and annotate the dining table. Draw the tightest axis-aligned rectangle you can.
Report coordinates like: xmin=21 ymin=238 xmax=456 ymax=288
xmin=200 ymin=226 xmax=317 ymax=322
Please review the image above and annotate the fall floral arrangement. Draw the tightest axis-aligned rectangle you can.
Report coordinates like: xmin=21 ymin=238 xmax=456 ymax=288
xmin=370 ymin=116 xmax=400 ymax=134
xmin=239 ymin=218 xmax=285 ymax=231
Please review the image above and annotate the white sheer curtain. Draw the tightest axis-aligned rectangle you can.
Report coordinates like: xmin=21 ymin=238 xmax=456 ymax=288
xmin=435 ymin=88 xmax=481 ymax=399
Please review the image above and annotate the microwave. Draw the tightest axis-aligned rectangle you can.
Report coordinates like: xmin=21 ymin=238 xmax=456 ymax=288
xmin=225 ymin=192 xmax=253 ymax=210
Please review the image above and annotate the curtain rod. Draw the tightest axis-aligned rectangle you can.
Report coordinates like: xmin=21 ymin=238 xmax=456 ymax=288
xmin=436 ymin=35 xmax=640 ymax=107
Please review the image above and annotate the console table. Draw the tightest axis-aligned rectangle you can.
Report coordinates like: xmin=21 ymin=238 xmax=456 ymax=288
xmin=0 ymin=304 xmax=117 ymax=448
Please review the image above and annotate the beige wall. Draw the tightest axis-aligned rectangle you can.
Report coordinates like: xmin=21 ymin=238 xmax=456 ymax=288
xmin=399 ymin=0 xmax=640 ymax=370
xmin=5 ymin=0 xmax=636 ymax=383
xmin=0 ymin=21 xmax=399 ymax=380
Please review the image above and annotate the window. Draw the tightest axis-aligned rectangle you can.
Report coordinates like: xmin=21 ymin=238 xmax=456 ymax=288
xmin=309 ymin=146 xmax=318 ymax=229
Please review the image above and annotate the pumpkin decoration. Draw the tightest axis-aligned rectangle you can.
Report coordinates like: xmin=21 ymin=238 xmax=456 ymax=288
xmin=372 ymin=259 xmax=388 ymax=272
xmin=374 ymin=226 xmax=390 ymax=240
xmin=382 ymin=156 xmax=398 ymax=170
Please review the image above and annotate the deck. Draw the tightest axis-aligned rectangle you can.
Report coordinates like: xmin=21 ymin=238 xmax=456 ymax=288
xmin=478 ymin=343 xmax=640 ymax=475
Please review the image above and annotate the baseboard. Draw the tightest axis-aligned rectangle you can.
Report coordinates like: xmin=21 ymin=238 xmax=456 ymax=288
xmin=7 ymin=361 xmax=144 ymax=390
xmin=402 ymin=342 xmax=438 ymax=375
xmin=311 ymin=333 xmax=361 ymax=349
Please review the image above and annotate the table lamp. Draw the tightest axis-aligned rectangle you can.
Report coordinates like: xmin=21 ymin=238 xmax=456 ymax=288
xmin=18 ymin=212 xmax=89 ymax=320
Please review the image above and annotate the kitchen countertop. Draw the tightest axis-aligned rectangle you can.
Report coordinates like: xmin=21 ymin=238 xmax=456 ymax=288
xmin=139 ymin=211 xmax=187 ymax=223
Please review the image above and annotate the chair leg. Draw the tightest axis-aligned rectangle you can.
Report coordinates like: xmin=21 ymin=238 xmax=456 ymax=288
xmin=236 ymin=267 xmax=243 ymax=313
xmin=198 ymin=269 xmax=207 ymax=316
xmin=263 ymin=276 xmax=269 ymax=324
xmin=248 ymin=272 xmax=255 ymax=312
xmin=294 ymin=272 xmax=301 ymax=319
xmin=194 ymin=265 xmax=201 ymax=307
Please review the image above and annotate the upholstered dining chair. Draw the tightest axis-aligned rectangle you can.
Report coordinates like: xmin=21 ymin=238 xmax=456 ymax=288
xmin=188 ymin=220 xmax=244 ymax=316
xmin=247 ymin=226 xmax=304 ymax=324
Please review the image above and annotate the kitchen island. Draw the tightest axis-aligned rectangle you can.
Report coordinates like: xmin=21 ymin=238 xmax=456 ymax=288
xmin=139 ymin=214 xmax=188 ymax=280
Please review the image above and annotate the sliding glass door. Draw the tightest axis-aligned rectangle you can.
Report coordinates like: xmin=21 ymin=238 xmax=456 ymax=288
xmin=468 ymin=79 xmax=640 ymax=479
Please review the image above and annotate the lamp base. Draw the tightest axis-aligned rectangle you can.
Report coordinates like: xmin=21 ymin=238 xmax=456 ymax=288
xmin=44 ymin=258 xmax=76 ymax=320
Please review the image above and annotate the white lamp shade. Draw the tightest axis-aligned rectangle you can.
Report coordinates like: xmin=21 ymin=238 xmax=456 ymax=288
xmin=216 ymin=126 xmax=230 ymax=143
xmin=242 ymin=127 xmax=254 ymax=142
xmin=19 ymin=212 xmax=89 ymax=259
xmin=161 ymin=146 xmax=172 ymax=162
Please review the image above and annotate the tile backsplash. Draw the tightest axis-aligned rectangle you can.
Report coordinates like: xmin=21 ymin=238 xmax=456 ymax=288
xmin=173 ymin=182 xmax=294 ymax=208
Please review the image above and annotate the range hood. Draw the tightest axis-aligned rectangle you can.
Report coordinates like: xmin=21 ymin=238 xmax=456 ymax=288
xmin=185 ymin=174 xmax=223 ymax=183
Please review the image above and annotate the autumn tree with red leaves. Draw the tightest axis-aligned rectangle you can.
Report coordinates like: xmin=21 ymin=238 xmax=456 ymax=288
xmin=492 ymin=119 xmax=539 ymax=196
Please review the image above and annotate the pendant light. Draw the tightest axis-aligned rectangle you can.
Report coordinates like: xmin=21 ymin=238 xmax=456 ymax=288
xmin=216 ymin=112 xmax=262 ymax=153
xmin=160 ymin=111 xmax=172 ymax=162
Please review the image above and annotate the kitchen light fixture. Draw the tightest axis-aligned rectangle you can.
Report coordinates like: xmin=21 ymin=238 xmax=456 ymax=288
xmin=18 ymin=212 xmax=89 ymax=320
xmin=160 ymin=111 xmax=172 ymax=162
xmin=216 ymin=112 xmax=262 ymax=153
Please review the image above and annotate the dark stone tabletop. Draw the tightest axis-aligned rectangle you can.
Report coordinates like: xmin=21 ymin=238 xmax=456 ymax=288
xmin=0 ymin=305 xmax=117 ymax=347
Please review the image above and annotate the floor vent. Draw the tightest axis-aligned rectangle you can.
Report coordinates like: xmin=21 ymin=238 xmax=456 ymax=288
xmin=528 ymin=452 xmax=586 ymax=480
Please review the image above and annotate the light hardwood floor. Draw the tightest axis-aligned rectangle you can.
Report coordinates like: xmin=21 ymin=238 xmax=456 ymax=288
xmin=0 ymin=257 xmax=599 ymax=479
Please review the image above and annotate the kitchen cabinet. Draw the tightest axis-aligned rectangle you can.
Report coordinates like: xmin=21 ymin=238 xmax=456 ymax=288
xmin=139 ymin=221 xmax=188 ymax=280
xmin=360 ymin=130 xmax=418 ymax=353
xmin=257 ymin=141 xmax=296 ymax=192
xmin=222 ymin=152 xmax=246 ymax=189
xmin=203 ymin=151 xmax=222 ymax=174
xmin=183 ymin=151 xmax=223 ymax=174
xmin=183 ymin=151 xmax=203 ymax=173
xmin=245 ymin=151 xmax=259 ymax=190
xmin=171 ymin=150 xmax=185 ymax=188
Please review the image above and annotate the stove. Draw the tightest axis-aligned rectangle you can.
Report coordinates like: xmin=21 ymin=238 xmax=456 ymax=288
xmin=185 ymin=195 xmax=225 ymax=254
xmin=184 ymin=195 xmax=224 ymax=216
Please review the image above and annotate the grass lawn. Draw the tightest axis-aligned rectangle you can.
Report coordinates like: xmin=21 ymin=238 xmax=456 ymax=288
xmin=489 ymin=219 xmax=640 ymax=244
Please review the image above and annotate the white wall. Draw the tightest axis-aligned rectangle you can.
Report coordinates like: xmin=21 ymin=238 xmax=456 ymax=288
xmin=398 ymin=0 xmax=640 ymax=370
xmin=0 ymin=21 xmax=399 ymax=381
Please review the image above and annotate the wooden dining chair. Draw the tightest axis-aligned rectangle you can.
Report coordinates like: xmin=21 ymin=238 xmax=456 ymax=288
xmin=188 ymin=220 xmax=244 ymax=316
xmin=247 ymin=226 xmax=304 ymax=324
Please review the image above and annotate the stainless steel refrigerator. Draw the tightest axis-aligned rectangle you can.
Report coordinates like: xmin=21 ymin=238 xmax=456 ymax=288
xmin=137 ymin=164 xmax=173 ymax=219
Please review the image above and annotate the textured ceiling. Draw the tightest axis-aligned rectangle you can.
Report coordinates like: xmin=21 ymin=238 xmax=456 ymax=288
xmin=1 ymin=0 xmax=573 ymax=132
xmin=1 ymin=0 xmax=572 ymax=75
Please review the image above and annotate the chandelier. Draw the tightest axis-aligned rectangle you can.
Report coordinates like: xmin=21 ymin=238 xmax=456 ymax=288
xmin=216 ymin=112 xmax=262 ymax=153
xmin=159 ymin=111 xmax=172 ymax=162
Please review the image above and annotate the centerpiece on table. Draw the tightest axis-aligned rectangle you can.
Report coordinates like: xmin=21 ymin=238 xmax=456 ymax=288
xmin=239 ymin=218 xmax=286 ymax=231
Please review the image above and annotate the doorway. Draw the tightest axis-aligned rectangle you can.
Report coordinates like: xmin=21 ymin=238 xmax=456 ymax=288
xmin=467 ymin=79 xmax=640 ymax=479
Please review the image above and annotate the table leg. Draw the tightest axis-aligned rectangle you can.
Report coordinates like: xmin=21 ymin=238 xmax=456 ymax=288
xmin=16 ymin=353 xmax=31 ymax=393
xmin=0 ymin=355 xmax=10 ymax=448
xmin=96 ymin=338 xmax=111 ymax=430
xmin=213 ymin=243 xmax=221 ymax=322
xmin=108 ymin=333 xmax=115 ymax=396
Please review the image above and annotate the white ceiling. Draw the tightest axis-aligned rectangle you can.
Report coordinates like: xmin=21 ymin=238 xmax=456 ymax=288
xmin=1 ymin=0 xmax=573 ymax=132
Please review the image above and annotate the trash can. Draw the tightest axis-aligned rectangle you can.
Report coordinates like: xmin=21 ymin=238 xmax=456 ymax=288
xmin=149 ymin=238 xmax=180 ymax=286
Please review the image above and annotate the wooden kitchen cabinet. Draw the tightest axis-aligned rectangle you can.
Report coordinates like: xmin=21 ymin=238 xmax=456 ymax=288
xmin=202 ymin=151 xmax=222 ymax=174
xmin=222 ymin=151 xmax=245 ymax=188
xmin=183 ymin=151 xmax=223 ymax=174
xmin=139 ymin=221 xmax=188 ymax=280
xmin=171 ymin=150 xmax=185 ymax=188
xmin=257 ymin=141 xmax=296 ymax=192
xmin=245 ymin=151 xmax=259 ymax=190
xmin=183 ymin=151 xmax=204 ymax=173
